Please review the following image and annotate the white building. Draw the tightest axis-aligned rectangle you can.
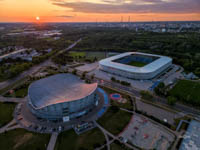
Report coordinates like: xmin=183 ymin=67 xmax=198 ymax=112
xmin=99 ymin=52 xmax=172 ymax=80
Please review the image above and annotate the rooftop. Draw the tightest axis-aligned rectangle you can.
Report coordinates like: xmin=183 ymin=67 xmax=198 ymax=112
xmin=179 ymin=120 xmax=200 ymax=150
xmin=28 ymin=74 xmax=98 ymax=109
xmin=99 ymin=52 xmax=172 ymax=74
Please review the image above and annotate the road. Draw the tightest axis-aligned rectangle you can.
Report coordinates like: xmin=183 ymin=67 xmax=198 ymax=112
xmin=97 ymin=78 xmax=200 ymax=118
xmin=0 ymin=38 xmax=82 ymax=90
xmin=70 ymin=68 xmax=200 ymax=119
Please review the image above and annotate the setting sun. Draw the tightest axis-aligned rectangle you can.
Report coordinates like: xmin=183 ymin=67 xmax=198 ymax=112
xmin=36 ymin=16 xmax=40 ymax=21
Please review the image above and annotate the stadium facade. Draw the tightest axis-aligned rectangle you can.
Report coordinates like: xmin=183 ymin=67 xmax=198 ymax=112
xmin=99 ymin=52 xmax=172 ymax=80
xmin=27 ymin=74 xmax=98 ymax=121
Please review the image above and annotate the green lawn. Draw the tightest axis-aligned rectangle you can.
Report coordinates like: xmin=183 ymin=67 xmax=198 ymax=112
xmin=0 ymin=77 xmax=28 ymax=95
xmin=127 ymin=61 xmax=147 ymax=67
xmin=55 ymin=128 xmax=105 ymax=150
xmin=0 ymin=102 xmax=16 ymax=127
xmin=110 ymin=141 xmax=131 ymax=150
xmin=69 ymin=52 xmax=86 ymax=57
xmin=4 ymin=84 xmax=29 ymax=98
xmin=97 ymin=107 xmax=132 ymax=135
xmin=69 ymin=51 xmax=106 ymax=60
xmin=169 ymin=80 xmax=200 ymax=106
xmin=0 ymin=129 xmax=50 ymax=150
xmin=15 ymin=88 xmax=28 ymax=98
xmin=86 ymin=52 xmax=106 ymax=60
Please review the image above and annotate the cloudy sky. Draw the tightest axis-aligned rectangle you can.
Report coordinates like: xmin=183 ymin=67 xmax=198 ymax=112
xmin=0 ymin=0 xmax=199 ymax=22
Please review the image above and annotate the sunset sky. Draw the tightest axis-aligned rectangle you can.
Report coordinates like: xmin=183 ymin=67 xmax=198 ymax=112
xmin=0 ymin=0 xmax=200 ymax=22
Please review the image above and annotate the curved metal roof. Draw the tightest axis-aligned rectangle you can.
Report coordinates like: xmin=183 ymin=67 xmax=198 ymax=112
xmin=28 ymin=74 xmax=98 ymax=109
xmin=99 ymin=52 xmax=172 ymax=74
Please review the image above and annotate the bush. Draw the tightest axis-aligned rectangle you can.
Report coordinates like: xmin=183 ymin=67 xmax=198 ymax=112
xmin=167 ymin=96 xmax=177 ymax=105
xmin=154 ymin=82 xmax=166 ymax=96
xmin=111 ymin=77 xmax=116 ymax=81
xmin=72 ymin=69 xmax=77 ymax=75
xmin=140 ymin=90 xmax=153 ymax=101
xmin=120 ymin=81 xmax=131 ymax=86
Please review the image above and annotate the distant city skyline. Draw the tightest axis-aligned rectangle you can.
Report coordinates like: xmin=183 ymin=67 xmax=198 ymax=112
xmin=0 ymin=0 xmax=200 ymax=22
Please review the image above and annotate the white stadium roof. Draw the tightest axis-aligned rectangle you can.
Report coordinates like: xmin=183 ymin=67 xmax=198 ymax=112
xmin=99 ymin=52 xmax=172 ymax=74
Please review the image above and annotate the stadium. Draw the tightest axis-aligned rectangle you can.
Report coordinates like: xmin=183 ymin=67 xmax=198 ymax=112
xmin=27 ymin=74 xmax=98 ymax=121
xmin=99 ymin=52 xmax=172 ymax=80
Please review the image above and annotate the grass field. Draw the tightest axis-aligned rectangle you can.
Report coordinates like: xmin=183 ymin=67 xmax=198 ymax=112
xmin=0 ymin=77 xmax=28 ymax=95
xmin=86 ymin=52 xmax=106 ymax=60
xmin=97 ymin=107 xmax=132 ymax=135
xmin=55 ymin=128 xmax=105 ymax=150
xmin=69 ymin=52 xmax=86 ymax=57
xmin=127 ymin=61 xmax=147 ymax=67
xmin=0 ymin=102 xmax=16 ymax=127
xmin=15 ymin=88 xmax=28 ymax=98
xmin=0 ymin=129 xmax=50 ymax=150
xmin=169 ymin=80 xmax=200 ymax=106
xmin=4 ymin=88 xmax=28 ymax=98
xmin=3 ymin=82 xmax=29 ymax=98
xmin=69 ymin=51 xmax=106 ymax=60
xmin=110 ymin=141 xmax=131 ymax=150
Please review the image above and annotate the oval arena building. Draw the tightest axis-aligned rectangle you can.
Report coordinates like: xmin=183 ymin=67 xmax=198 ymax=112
xmin=99 ymin=52 xmax=172 ymax=80
xmin=27 ymin=74 xmax=98 ymax=121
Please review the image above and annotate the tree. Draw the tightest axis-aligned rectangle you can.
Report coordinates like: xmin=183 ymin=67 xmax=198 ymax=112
xmin=140 ymin=90 xmax=153 ymax=101
xmin=81 ymin=71 xmax=86 ymax=79
xmin=154 ymin=82 xmax=166 ymax=96
xmin=72 ymin=69 xmax=77 ymax=75
xmin=91 ymin=74 xmax=95 ymax=80
xmin=111 ymin=77 xmax=116 ymax=82
xmin=167 ymin=96 xmax=177 ymax=106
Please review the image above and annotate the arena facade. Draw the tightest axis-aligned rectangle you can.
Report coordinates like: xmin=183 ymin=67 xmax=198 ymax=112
xmin=27 ymin=74 xmax=98 ymax=121
xmin=99 ymin=52 xmax=172 ymax=80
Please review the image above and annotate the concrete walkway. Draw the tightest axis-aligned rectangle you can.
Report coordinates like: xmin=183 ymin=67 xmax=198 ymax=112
xmin=97 ymin=124 xmax=110 ymax=150
xmin=0 ymin=119 xmax=22 ymax=133
xmin=47 ymin=132 xmax=59 ymax=150
xmin=95 ymin=121 xmax=139 ymax=150
xmin=0 ymin=95 xmax=26 ymax=103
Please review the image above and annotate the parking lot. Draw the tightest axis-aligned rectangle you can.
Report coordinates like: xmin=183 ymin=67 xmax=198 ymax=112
xmin=120 ymin=114 xmax=175 ymax=150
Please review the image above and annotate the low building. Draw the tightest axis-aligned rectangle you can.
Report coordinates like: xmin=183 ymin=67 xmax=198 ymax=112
xmin=179 ymin=120 xmax=200 ymax=150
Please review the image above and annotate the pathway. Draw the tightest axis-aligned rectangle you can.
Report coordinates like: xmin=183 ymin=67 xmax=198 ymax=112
xmin=0 ymin=119 xmax=22 ymax=133
xmin=95 ymin=121 xmax=139 ymax=150
xmin=0 ymin=95 xmax=26 ymax=103
xmin=47 ymin=132 xmax=59 ymax=150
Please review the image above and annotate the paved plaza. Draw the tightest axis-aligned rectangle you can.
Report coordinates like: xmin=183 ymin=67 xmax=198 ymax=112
xmin=75 ymin=62 xmax=99 ymax=72
xmin=120 ymin=114 xmax=175 ymax=150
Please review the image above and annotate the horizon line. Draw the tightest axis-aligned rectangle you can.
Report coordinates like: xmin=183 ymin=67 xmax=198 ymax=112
xmin=0 ymin=20 xmax=200 ymax=24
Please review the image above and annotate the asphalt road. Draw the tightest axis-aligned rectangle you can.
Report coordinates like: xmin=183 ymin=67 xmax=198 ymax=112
xmin=75 ymin=70 xmax=200 ymax=119
xmin=100 ymin=80 xmax=200 ymax=118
